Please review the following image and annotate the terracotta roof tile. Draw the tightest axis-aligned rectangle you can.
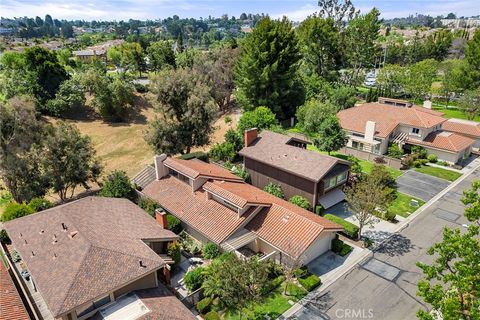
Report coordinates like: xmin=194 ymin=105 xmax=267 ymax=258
xmin=164 ymin=158 xmax=243 ymax=181
xmin=203 ymin=181 xmax=272 ymax=208
xmin=4 ymin=197 xmax=178 ymax=317
xmin=407 ymin=131 xmax=475 ymax=152
xmin=442 ymin=119 xmax=480 ymax=138
xmin=0 ymin=261 xmax=30 ymax=320
xmin=338 ymin=103 xmax=446 ymax=138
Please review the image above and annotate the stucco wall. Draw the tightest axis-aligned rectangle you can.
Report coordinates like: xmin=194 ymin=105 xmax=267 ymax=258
xmin=301 ymin=232 xmax=336 ymax=265
xmin=423 ymin=147 xmax=468 ymax=164
xmin=113 ymin=272 xmax=157 ymax=299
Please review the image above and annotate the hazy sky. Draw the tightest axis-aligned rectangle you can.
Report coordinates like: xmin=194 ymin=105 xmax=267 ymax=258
xmin=1 ymin=0 xmax=479 ymax=21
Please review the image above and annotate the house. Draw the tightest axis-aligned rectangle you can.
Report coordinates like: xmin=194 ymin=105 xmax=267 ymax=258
xmin=442 ymin=118 xmax=480 ymax=150
xmin=3 ymin=197 xmax=195 ymax=320
xmin=337 ymin=98 xmax=475 ymax=164
xmin=135 ymin=155 xmax=343 ymax=266
xmin=0 ymin=260 xmax=30 ymax=320
xmin=72 ymin=49 xmax=106 ymax=62
xmin=238 ymin=129 xmax=351 ymax=210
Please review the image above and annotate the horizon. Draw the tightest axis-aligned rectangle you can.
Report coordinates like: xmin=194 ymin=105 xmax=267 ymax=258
xmin=1 ymin=0 xmax=479 ymax=22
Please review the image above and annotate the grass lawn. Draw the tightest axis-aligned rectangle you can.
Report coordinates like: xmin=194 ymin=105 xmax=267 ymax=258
xmin=432 ymin=107 xmax=480 ymax=122
xmin=414 ymin=166 xmax=462 ymax=182
xmin=224 ymin=284 xmax=307 ymax=320
xmin=388 ymin=192 xmax=425 ymax=218
xmin=306 ymin=145 xmax=403 ymax=178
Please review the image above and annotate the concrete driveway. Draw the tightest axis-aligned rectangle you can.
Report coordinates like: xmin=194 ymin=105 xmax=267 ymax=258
xmin=396 ymin=170 xmax=450 ymax=201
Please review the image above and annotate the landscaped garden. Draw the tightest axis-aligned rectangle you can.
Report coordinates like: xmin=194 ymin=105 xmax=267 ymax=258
xmin=414 ymin=165 xmax=462 ymax=182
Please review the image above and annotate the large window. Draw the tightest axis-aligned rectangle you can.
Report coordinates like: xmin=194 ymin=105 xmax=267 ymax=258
xmin=352 ymin=141 xmax=364 ymax=150
xmin=324 ymin=171 xmax=348 ymax=191
xmin=411 ymin=128 xmax=420 ymax=135
xmin=169 ymin=168 xmax=190 ymax=185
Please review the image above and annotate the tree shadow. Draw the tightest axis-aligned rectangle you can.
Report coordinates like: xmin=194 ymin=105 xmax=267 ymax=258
xmin=374 ymin=233 xmax=415 ymax=257
xmin=286 ymin=291 xmax=334 ymax=320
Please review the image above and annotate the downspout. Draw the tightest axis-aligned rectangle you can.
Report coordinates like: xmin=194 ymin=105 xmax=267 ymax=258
xmin=312 ymin=181 xmax=318 ymax=212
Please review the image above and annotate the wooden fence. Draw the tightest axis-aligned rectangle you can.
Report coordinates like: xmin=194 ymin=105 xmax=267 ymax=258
xmin=339 ymin=147 xmax=403 ymax=170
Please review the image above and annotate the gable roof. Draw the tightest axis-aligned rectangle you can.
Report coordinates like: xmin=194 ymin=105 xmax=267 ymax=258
xmin=164 ymin=158 xmax=243 ymax=182
xmin=442 ymin=118 xmax=480 ymax=138
xmin=337 ymin=103 xmax=446 ymax=138
xmin=4 ymin=197 xmax=177 ymax=317
xmin=407 ymin=130 xmax=475 ymax=152
xmin=239 ymin=131 xmax=347 ymax=182
xmin=203 ymin=180 xmax=272 ymax=208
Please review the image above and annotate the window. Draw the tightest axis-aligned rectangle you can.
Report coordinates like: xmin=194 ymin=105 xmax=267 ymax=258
xmin=352 ymin=141 xmax=364 ymax=150
xmin=337 ymin=171 xmax=348 ymax=183
xmin=324 ymin=171 xmax=348 ymax=190
xmin=325 ymin=177 xmax=337 ymax=189
xmin=411 ymin=128 xmax=420 ymax=135
xmin=169 ymin=168 xmax=190 ymax=185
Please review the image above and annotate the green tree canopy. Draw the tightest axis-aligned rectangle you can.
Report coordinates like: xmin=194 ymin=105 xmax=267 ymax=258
xmin=237 ymin=106 xmax=278 ymax=133
xmin=313 ymin=115 xmax=348 ymax=154
xmin=99 ymin=170 xmax=136 ymax=201
xmin=147 ymin=40 xmax=176 ymax=72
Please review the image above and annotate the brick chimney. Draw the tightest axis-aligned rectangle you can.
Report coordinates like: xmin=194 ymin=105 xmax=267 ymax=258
xmin=155 ymin=208 xmax=168 ymax=229
xmin=244 ymin=128 xmax=258 ymax=147
xmin=154 ymin=154 xmax=169 ymax=180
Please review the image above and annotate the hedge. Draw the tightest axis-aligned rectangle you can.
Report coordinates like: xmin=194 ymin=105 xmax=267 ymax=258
xmin=179 ymin=152 xmax=209 ymax=162
xmin=323 ymin=214 xmax=359 ymax=239
xmin=204 ymin=311 xmax=220 ymax=320
xmin=196 ymin=297 xmax=212 ymax=314
xmin=331 ymin=238 xmax=353 ymax=257
xmin=298 ymin=274 xmax=321 ymax=291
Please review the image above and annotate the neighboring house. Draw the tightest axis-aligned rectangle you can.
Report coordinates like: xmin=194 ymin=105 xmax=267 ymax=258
xmin=239 ymin=129 xmax=351 ymax=210
xmin=337 ymin=97 xmax=475 ymax=164
xmin=72 ymin=49 xmax=106 ymax=62
xmin=442 ymin=118 xmax=480 ymax=150
xmin=135 ymin=155 xmax=343 ymax=266
xmin=0 ymin=260 xmax=30 ymax=320
xmin=3 ymin=197 xmax=194 ymax=320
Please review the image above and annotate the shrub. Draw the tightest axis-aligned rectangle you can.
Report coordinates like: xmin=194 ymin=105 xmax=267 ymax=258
xmin=167 ymin=241 xmax=181 ymax=265
xmin=224 ymin=128 xmax=243 ymax=152
xmin=427 ymin=154 xmax=438 ymax=163
xmin=0 ymin=229 xmax=10 ymax=243
xmin=331 ymin=238 xmax=353 ymax=257
xmin=402 ymin=153 xmax=418 ymax=168
xmin=262 ymin=275 xmax=285 ymax=295
xmin=413 ymin=160 xmax=422 ymax=168
xmin=237 ymin=106 xmax=278 ymax=133
xmin=209 ymin=142 xmax=236 ymax=162
xmin=286 ymin=282 xmax=308 ymax=300
xmin=224 ymin=115 xmax=232 ymax=124
xmin=27 ymin=198 xmax=53 ymax=212
xmin=1 ymin=203 xmax=34 ymax=222
xmin=99 ymin=170 xmax=136 ymax=201
xmin=183 ymin=267 xmax=205 ymax=292
xmin=412 ymin=146 xmax=428 ymax=159
xmin=167 ymin=214 xmax=183 ymax=234
xmin=293 ymin=266 xmax=309 ymax=278
xmin=196 ymin=297 xmax=212 ymax=314
xmin=315 ymin=205 xmax=323 ymax=215
xmin=179 ymin=151 xmax=209 ymax=162
xmin=137 ymin=198 xmax=160 ymax=216
xmin=231 ymin=166 xmax=250 ymax=182
xmin=438 ymin=161 xmax=448 ymax=166
xmin=298 ymin=274 xmax=321 ymax=291
xmin=323 ymin=214 xmax=359 ymax=239
xmin=387 ymin=144 xmax=403 ymax=159
xmin=384 ymin=210 xmax=397 ymax=221
xmin=263 ymin=183 xmax=284 ymax=199
xmin=289 ymin=195 xmax=310 ymax=210
xmin=204 ymin=311 xmax=220 ymax=320
xmin=203 ymin=242 xmax=220 ymax=259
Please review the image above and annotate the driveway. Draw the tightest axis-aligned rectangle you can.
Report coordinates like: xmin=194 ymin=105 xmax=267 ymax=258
xmin=396 ymin=170 xmax=450 ymax=201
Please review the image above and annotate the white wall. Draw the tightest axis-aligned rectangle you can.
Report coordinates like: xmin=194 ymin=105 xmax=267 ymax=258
xmin=300 ymin=232 xmax=336 ymax=265
xmin=423 ymin=146 xmax=471 ymax=164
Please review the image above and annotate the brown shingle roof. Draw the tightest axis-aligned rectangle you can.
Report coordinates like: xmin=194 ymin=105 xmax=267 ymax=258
xmin=239 ymin=131 xmax=345 ymax=182
xmin=4 ymin=197 xmax=178 ymax=317
xmin=164 ymin=158 xmax=243 ymax=181
xmin=0 ymin=261 xmax=30 ymax=320
xmin=407 ymin=131 xmax=475 ymax=152
xmin=337 ymin=103 xmax=446 ymax=138
xmin=442 ymin=119 xmax=480 ymax=138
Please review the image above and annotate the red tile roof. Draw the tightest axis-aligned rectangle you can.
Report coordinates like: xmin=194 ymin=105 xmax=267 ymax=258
xmin=4 ymin=197 xmax=178 ymax=317
xmin=164 ymin=158 xmax=243 ymax=181
xmin=203 ymin=180 xmax=272 ymax=208
xmin=337 ymin=103 xmax=446 ymax=138
xmin=407 ymin=131 xmax=475 ymax=152
xmin=0 ymin=261 xmax=30 ymax=320
xmin=442 ymin=119 xmax=480 ymax=138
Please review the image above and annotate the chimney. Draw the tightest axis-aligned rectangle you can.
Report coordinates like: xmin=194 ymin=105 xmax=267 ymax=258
xmin=244 ymin=128 xmax=258 ymax=147
xmin=154 ymin=154 xmax=169 ymax=180
xmin=423 ymin=100 xmax=432 ymax=109
xmin=365 ymin=121 xmax=376 ymax=143
xmin=155 ymin=208 xmax=168 ymax=229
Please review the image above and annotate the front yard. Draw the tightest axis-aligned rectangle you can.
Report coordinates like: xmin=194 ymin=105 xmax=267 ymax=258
xmin=414 ymin=165 xmax=462 ymax=182
xmin=388 ymin=192 xmax=425 ymax=218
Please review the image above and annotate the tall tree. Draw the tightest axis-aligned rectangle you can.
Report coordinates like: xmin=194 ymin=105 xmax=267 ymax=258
xmin=108 ymin=42 xmax=146 ymax=76
xmin=376 ymin=64 xmax=407 ymax=97
xmin=235 ymin=17 xmax=304 ymax=120
xmin=317 ymin=0 xmax=359 ymax=28
xmin=403 ymin=59 xmax=438 ymax=101
xmin=438 ymin=59 xmax=467 ymax=107
xmin=458 ymin=87 xmax=480 ymax=121
xmin=146 ymin=68 xmax=216 ymax=155
xmin=295 ymin=100 xmax=336 ymax=136
xmin=297 ymin=16 xmax=340 ymax=79
xmin=313 ymin=115 xmax=348 ymax=154
xmin=465 ymin=29 xmax=480 ymax=88
xmin=147 ymin=40 xmax=176 ymax=72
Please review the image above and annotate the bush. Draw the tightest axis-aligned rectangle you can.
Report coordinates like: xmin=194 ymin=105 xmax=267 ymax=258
xmin=384 ymin=209 xmax=397 ymax=221
xmin=315 ymin=205 xmax=323 ymax=215
xmin=203 ymin=242 xmax=220 ymax=259
xmin=167 ymin=214 xmax=183 ymax=234
xmin=298 ymin=274 xmax=321 ymax=291
xmin=387 ymin=144 xmax=403 ymax=159
xmin=289 ymin=195 xmax=310 ymax=210
xmin=402 ymin=153 xmax=418 ymax=168
xmin=167 ymin=241 xmax=181 ymax=265
xmin=427 ymin=154 xmax=438 ymax=163
xmin=204 ymin=311 xmax=220 ymax=320
xmin=224 ymin=115 xmax=232 ymax=124
xmin=196 ymin=297 xmax=212 ymax=314
xmin=99 ymin=170 xmax=136 ymax=201
xmin=0 ymin=229 xmax=10 ymax=243
xmin=438 ymin=160 xmax=448 ymax=166
xmin=231 ymin=166 xmax=250 ymax=182
xmin=208 ymin=142 xmax=236 ymax=162
xmin=224 ymin=128 xmax=244 ymax=152
xmin=412 ymin=146 xmax=428 ymax=159
xmin=237 ymin=106 xmax=278 ymax=133
xmin=134 ymin=83 xmax=147 ymax=93
xmin=293 ymin=266 xmax=309 ymax=278
xmin=331 ymin=238 xmax=353 ymax=257
xmin=413 ymin=160 xmax=422 ymax=168
xmin=27 ymin=198 xmax=53 ymax=212
xmin=263 ymin=183 xmax=284 ymax=199
xmin=323 ymin=214 xmax=359 ymax=239
xmin=183 ymin=267 xmax=205 ymax=292
xmin=138 ymin=198 xmax=160 ymax=216
xmin=1 ymin=203 xmax=34 ymax=222
xmin=262 ymin=275 xmax=285 ymax=295
xmin=179 ymin=151 xmax=209 ymax=162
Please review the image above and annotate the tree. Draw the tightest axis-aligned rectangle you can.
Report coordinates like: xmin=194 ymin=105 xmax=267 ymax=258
xmin=313 ymin=115 xmax=348 ymax=154
xmin=147 ymin=40 xmax=176 ymax=72
xmin=43 ymin=121 xmax=102 ymax=201
xmin=458 ymin=87 xmax=480 ymax=120
xmin=289 ymin=195 xmax=311 ymax=210
xmin=108 ymin=42 xmax=146 ymax=76
xmin=423 ymin=29 xmax=453 ymax=61
xmin=345 ymin=168 xmax=391 ymax=240
xmin=99 ymin=170 xmax=136 ymax=201
xmin=317 ymin=0 xmax=359 ymax=28
xmin=416 ymin=181 xmax=480 ymax=320
xmin=297 ymin=17 xmax=340 ymax=78
xmin=403 ymin=59 xmax=438 ymax=101
xmin=46 ymin=77 xmax=86 ymax=116
xmin=235 ymin=17 xmax=304 ymax=119
xmin=237 ymin=106 xmax=278 ymax=133
xmin=146 ymin=69 xmax=216 ymax=155
xmin=296 ymin=100 xmax=336 ymax=135
xmin=330 ymin=86 xmax=357 ymax=110
xmin=263 ymin=183 xmax=284 ymax=199
xmin=89 ymin=75 xmax=135 ymax=121
xmin=438 ymin=59 xmax=467 ymax=107
xmin=376 ymin=64 xmax=406 ymax=97
xmin=465 ymin=29 xmax=480 ymax=81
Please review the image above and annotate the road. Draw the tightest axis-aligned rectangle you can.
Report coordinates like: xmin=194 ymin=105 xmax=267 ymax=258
xmin=288 ymin=167 xmax=480 ymax=320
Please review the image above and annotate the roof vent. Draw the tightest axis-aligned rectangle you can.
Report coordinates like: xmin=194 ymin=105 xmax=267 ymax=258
xmin=39 ymin=230 xmax=44 ymax=234
xmin=62 ymin=223 xmax=68 ymax=231
xmin=69 ymin=231 xmax=78 ymax=239
xmin=53 ymin=253 xmax=57 ymax=260
xmin=31 ymin=251 xmax=35 ymax=257
xmin=24 ymin=239 xmax=28 ymax=245
xmin=139 ymin=260 xmax=146 ymax=268
xmin=282 ymin=215 xmax=291 ymax=223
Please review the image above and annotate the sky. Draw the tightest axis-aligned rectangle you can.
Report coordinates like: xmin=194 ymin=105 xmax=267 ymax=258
xmin=1 ymin=0 xmax=479 ymax=21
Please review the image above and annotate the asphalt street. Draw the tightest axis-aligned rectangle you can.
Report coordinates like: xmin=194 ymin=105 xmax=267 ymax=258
xmin=289 ymin=167 xmax=479 ymax=320
xmin=396 ymin=170 xmax=451 ymax=202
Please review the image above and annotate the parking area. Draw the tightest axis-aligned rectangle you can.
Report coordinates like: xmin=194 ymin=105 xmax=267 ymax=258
xmin=396 ymin=171 xmax=451 ymax=202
